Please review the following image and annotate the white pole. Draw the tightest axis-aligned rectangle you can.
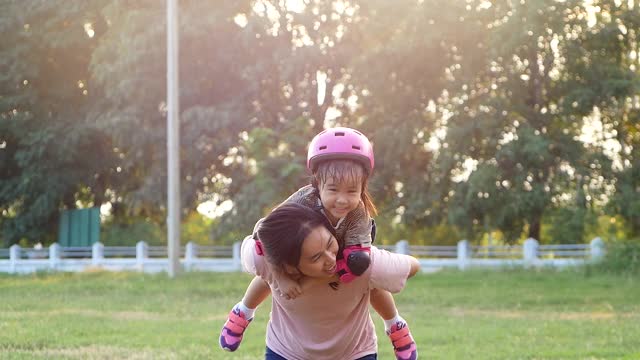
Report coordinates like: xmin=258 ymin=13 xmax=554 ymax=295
xmin=167 ymin=0 xmax=181 ymax=278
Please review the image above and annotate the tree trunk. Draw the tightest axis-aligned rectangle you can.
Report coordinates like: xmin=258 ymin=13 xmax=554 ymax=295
xmin=93 ymin=175 xmax=106 ymax=208
xmin=528 ymin=215 xmax=541 ymax=241
xmin=632 ymin=216 xmax=640 ymax=238
xmin=63 ymin=191 xmax=76 ymax=210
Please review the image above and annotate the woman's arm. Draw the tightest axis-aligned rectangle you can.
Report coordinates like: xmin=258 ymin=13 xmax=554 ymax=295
xmin=369 ymin=247 xmax=421 ymax=293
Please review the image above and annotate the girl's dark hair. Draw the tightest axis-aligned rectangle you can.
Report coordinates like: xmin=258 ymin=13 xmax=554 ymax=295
xmin=311 ymin=159 xmax=378 ymax=217
xmin=257 ymin=202 xmax=334 ymax=270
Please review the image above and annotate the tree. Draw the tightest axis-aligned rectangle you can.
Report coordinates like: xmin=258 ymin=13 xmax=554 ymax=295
xmin=0 ymin=1 xmax=117 ymax=245
xmin=566 ymin=0 xmax=640 ymax=238
xmin=2 ymin=0 xmax=638 ymax=247
xmin=90 ymin=1 xmax=362 ymax=235
xmin=436 ymin=0 xmax=619 ymax=243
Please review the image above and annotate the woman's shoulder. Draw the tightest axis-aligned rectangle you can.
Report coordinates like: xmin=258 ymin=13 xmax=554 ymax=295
xmin=370 ymin=246 xmax=409 ymax=266
xmin=368 ymin=246 xmax=412 ymax=293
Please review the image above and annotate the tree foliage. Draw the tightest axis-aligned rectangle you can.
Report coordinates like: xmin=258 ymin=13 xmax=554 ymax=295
xmin=0 ymin=1 xmax=116 ymax=245
xmin=1 ymin=0 xmax=638 ymax=246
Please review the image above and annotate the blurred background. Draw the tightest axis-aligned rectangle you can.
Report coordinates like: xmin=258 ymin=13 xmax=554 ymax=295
xmin=1 ymin=0 xmax=638 ymax=249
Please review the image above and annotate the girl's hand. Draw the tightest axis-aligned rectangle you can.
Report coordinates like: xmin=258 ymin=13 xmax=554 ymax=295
xmin=299 ymin=275 xmax=339 ymax=291
xmin=277 ymin=276 xmax=303 ymax=300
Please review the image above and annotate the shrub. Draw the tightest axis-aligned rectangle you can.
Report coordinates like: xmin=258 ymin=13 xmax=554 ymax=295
xmin=594 ymin=240 xmax=640 ymax=275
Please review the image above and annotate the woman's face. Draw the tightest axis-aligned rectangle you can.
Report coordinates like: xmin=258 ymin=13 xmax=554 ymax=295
xmin=296 ymin=225 xmax=339 ymax=279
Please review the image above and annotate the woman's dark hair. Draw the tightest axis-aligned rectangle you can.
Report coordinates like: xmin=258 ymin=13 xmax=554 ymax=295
xmin=257 ymin=202 xmax=334 ymax=271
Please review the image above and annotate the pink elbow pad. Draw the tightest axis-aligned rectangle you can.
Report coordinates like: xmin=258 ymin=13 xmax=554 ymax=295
xmin=336 ymin=245 xmax=371 ymax=283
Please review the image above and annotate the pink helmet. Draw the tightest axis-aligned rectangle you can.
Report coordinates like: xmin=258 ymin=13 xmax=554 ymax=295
xmin=307 ymin=127 xmax=374 ymax=173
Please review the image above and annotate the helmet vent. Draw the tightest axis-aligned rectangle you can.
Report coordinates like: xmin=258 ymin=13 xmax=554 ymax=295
xmin=335 ymin=132 xmax=345 ymax=136
xmin=319 ymin=145 xmax=327 ymax=150
xmin=352 ymin=145 xmax=361 ymax=150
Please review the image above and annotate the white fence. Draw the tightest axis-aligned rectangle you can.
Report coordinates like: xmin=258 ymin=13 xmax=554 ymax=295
xmin=0 ymin=237 xmax=605 ymax=274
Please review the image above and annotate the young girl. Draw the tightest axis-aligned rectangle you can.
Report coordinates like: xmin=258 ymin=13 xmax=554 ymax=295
xmin=219 ymin=127 xmax=418 ymax=360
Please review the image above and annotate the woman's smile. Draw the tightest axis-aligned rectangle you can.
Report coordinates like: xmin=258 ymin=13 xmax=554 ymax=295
xmin=325 ymin=263 xmax=336 ymax=274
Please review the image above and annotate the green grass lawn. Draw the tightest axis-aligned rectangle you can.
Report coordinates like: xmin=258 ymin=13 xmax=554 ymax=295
xmin=0 ymin=269 xmax=638 ymax=359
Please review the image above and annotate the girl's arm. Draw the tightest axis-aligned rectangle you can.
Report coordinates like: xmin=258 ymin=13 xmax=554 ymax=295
xmin=336 ymin=204 xmax=374 ymax=283
xmin=266 ymin=261 xmax=303 ymax=300
xmin=343 ymin=202 xmax=373 ymax=248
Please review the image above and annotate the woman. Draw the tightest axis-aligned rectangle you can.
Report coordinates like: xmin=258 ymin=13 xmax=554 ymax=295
xmin=238 ymin=202 xmax=420 ymax=360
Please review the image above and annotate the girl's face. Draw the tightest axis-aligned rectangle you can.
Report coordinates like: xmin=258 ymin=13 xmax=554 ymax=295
xmin=296 ymin=225 xmax=339 ymax=279
xmin=318 ymin=177 xmax=362 ymax=224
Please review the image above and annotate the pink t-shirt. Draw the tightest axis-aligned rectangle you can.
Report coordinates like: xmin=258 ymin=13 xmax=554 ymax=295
xmin=241 ymin=236 xmax=412 ymax=360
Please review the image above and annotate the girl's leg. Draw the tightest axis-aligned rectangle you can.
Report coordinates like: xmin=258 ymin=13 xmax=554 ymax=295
xmin=370 ymin=288 xmax=417 ymax=360
xmin=220 ymin=276 xmax=271 ymax=352
xmin=370 ymin=287 xmax=398 ymax=320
